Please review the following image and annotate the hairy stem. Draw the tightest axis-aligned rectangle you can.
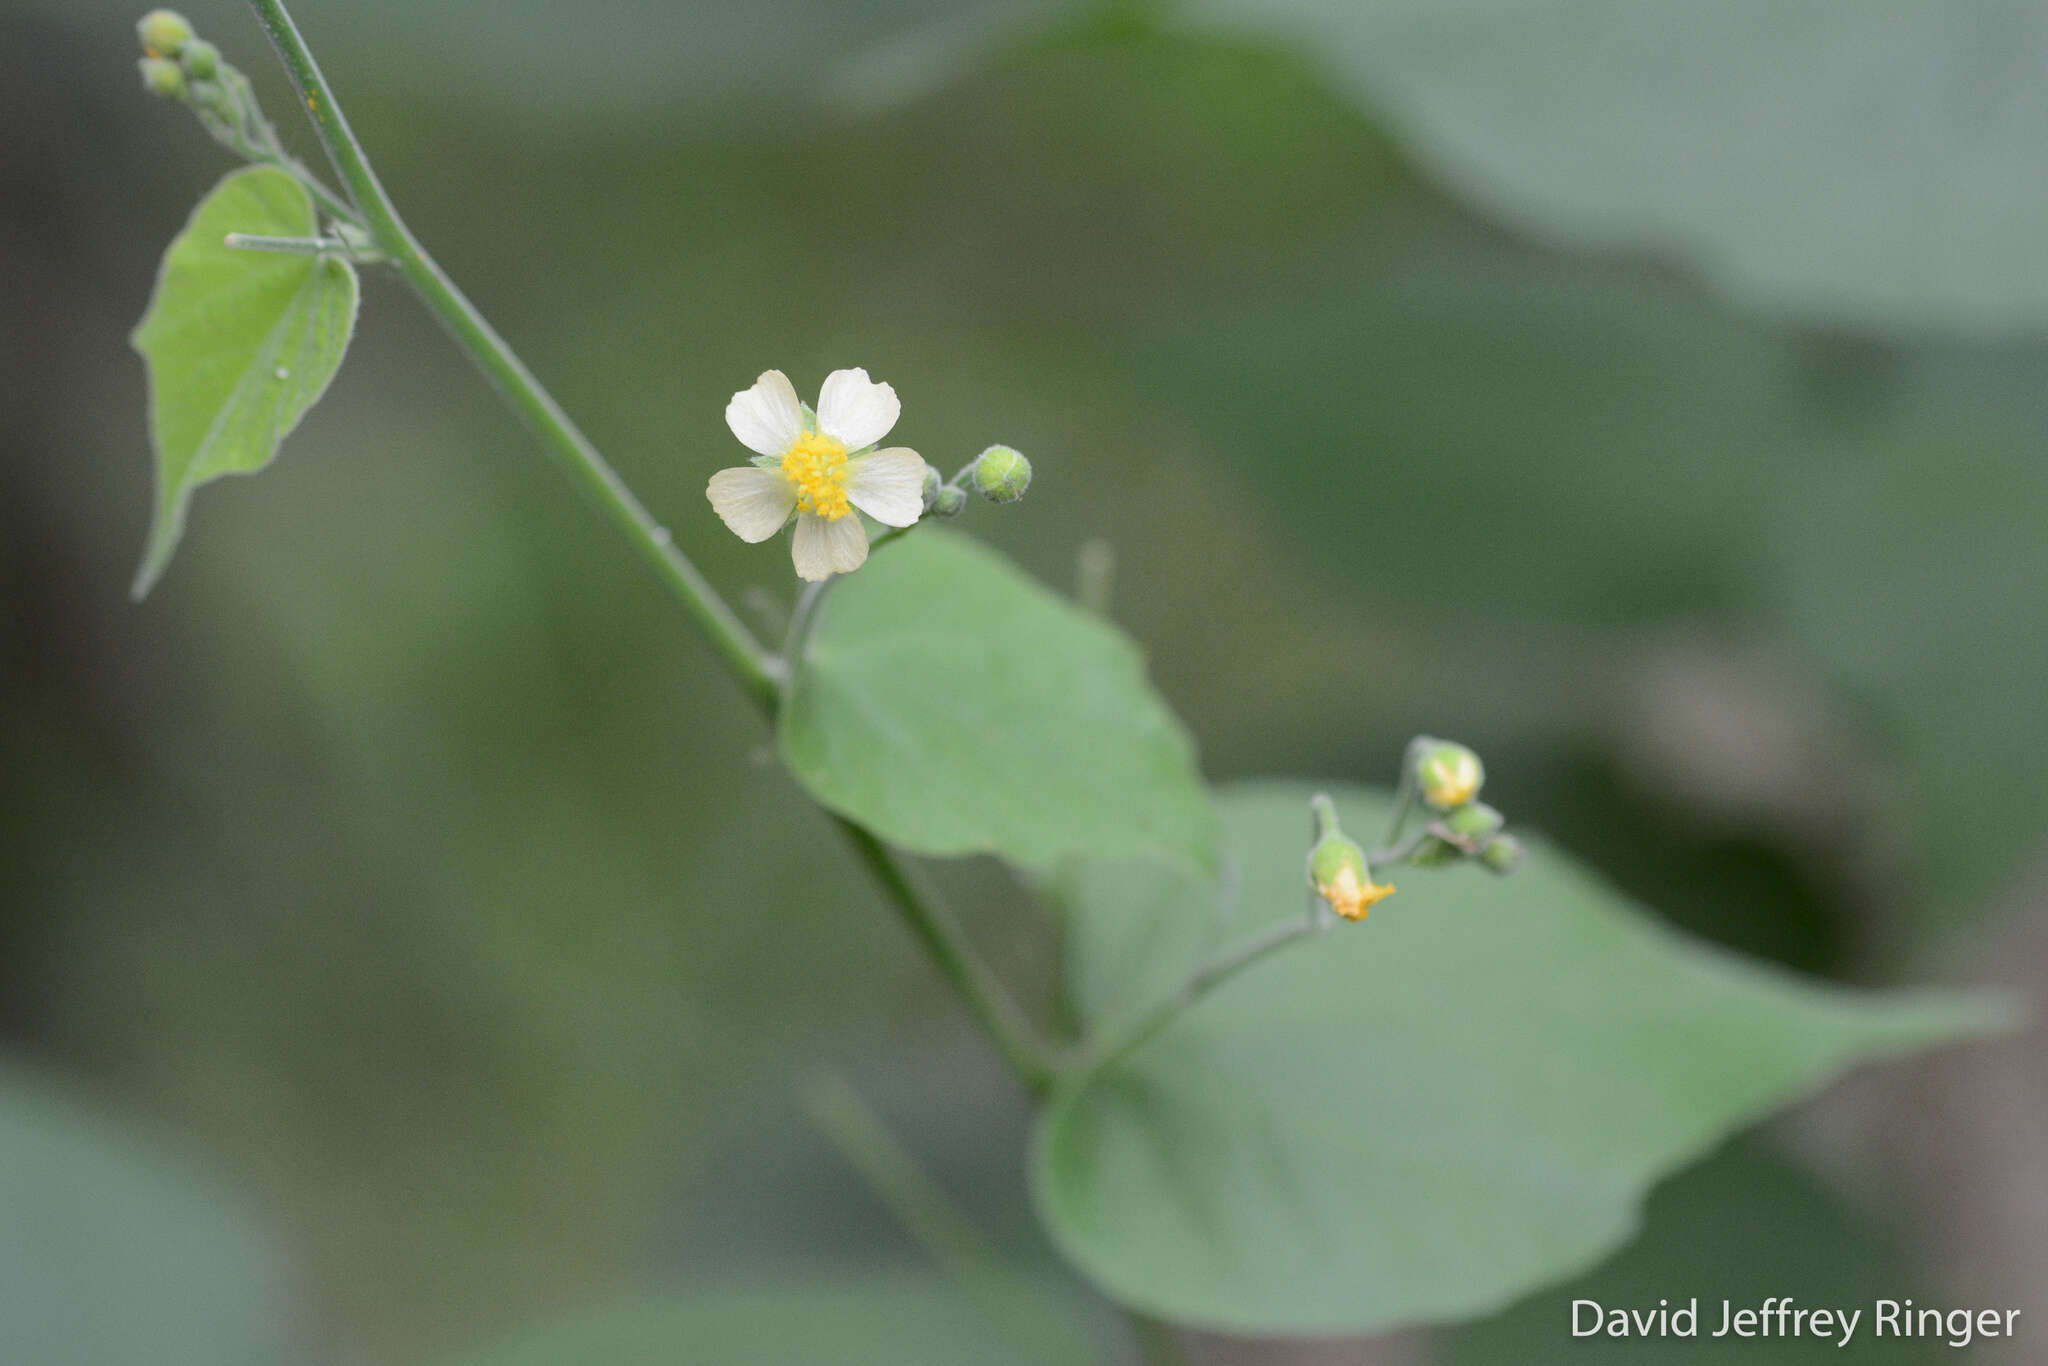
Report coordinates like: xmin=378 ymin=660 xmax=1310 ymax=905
xmin=245 ymin=0 xmax=776 ymax=711
xmin=241 ymin=0 xmax=1065 ymax=1102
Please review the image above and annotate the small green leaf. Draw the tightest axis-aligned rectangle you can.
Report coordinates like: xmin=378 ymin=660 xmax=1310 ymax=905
xmin=430 ymin=1277 xmax=1096 ymax=1366
xmin=0 ymin=1061 xmax=290 ymax=1366
xmin=132 ymin=166 xmax=360 ymax=597
xmin=1034 ymin=781 xmax=2012 ymax=1336
xmin=780 ymin=529 xmax=1217 ymax=875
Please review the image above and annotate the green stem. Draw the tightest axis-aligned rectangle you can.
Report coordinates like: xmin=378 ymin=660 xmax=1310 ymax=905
xmin=244 ymin=0 xmax=776 ymax=712
xmin=241 ymin=0 xmax=1063 ymax=1099
xmin=834 ymin=817 xmax=1060 ymax=1096
xmin=223 ymin=231 xmax=377 ymax=261
xmin=1075 ymin=909 xmax=1324 ymax=1082
xmin=1380 ymin=738 xmax=1424 ymax=848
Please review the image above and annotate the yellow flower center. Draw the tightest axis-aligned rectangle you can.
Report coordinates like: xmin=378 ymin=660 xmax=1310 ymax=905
xmin=780 ymin=430 xmax=852 ymax=521
xmin=1319 ymin=862 xmax=1395 ymax=921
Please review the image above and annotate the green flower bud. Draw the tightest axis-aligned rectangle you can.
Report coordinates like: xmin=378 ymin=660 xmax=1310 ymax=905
xmin=920 ymin=464 xmax=943 ymax=511
xmin=1405 ymin=834 xmax=1464 ymax=868
xmin=1307 ymin=793 xmax=1393 ymax=920
xmin=137 ymin=55 xmax=185 ymax=98
xmin=1415 ymin=740 xmax=1483 ymax=810
xmin=1441 ymin=801 xmax=1504 ymax=846
xmin=137 ymin=9 xmax=193 ymax=57
xmin=180 ymin=37 xmax=219 ymax=79
xmin=1479 ymin=834 xmax=1525 ymax=876
xmin=971 ymin=444 xmax=1032 ymax=504
xmin=183 ymin=77 xmax=225 ymax=114
xmin=933 ymin=485 xmax=967 ymax=518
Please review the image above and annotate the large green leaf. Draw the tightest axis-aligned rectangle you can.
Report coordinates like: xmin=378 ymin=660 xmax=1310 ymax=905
xmin=1121 ymin=232 xmax=1820 ymax=627
xmin=431 ymin=1277 xmax=1098 ymax=1366
xmin=1767 ymin=420 xmax=2048 ymax=932
xmin=0 ymin=1062 xmax=289 ymax=1366
xmin=780 ymin=529 xmax=1217 ymax=874
xmin=1033 ymin=781 xmax=2009 ymax=1335
xmin=1448 ymin=1145 xmax=1944 ymax=1364
xmin=1181 ymin=0 xmax=2048 ymax=334
xmin=132 ymin=166 xmax=359 ymax=597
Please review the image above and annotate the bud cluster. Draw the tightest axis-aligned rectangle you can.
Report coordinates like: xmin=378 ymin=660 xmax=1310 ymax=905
xmin=1402 ymin=738 xmax=1523 ymax=875
xmin=924 ymin=444 xmax=1033 ymax=520
xmin=134 ymin=10 xmax=287 ymax=171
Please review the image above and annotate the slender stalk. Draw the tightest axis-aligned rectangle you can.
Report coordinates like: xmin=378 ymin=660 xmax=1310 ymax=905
xmin=1380 ymin=740 xmax=1422 ymax=850
xmin=834 ymin=817 xmax=1060 ymax=1095
xmin=241 ymin=0 xmax=1060 ymax=1098
xmin=1075 ymin=910 xmax=1325 ymax=1082
xmin=224 ymin=231 xmax=377 ymax=261
xmin=244 ymin=0 xmax=776 ymax=711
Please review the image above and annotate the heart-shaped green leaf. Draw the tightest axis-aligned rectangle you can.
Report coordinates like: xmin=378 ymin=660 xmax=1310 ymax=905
xmin=132 ymin=166 xmax=359 ymax=597
xmin=1034 ymin=781 xmax=2010 ymax=1335
xmin=780 ymin=529 xmax=1217 ymax=875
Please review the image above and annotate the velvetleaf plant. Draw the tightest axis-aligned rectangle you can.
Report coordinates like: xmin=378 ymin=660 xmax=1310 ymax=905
xmin=115 ymin=6 xmax=2011 ymax=1362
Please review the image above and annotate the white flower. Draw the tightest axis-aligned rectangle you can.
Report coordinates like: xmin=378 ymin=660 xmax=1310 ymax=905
xmin=706 ymin=368 xmax=927 ymax=581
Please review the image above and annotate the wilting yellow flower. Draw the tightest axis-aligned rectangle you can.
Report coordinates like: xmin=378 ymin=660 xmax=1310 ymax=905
xmin=1316 ymin=857 xmax=1395 ymax=921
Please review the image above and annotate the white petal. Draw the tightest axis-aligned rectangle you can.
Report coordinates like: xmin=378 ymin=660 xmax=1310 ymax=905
xmin=843 ymin=448 xmax=927 ymax=528
xmin=725 ymin=370 xmax=803 ymax=456
xmin=706 ymin=466 xmax=796 ymax=542
xmin=791 ymin=512 xmax=870 ymax=581
xmin=815 ymin=368 xmax=900 ymax=450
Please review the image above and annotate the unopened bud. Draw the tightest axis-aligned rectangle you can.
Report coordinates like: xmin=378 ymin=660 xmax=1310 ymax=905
xmin=971 ymin=444 xmax=1031 ymax=504
xmin=180 ymin=37 xmax=218 ymax=79
xmin=919 ymin=464 xmax=943 ymax=511
xmin=1441 ymin=801 xmax=1504 ymax=846
xmin=1307 ymin=794 xmax=1393 ymax=921
xmin=933 ymin=485 xmax=966 ymax=518
xmin=138 ymin=55 xmax=185 ymax=97
xmin=1415 ymin=740 xmax=1483 ymax=810
xmin=183 ymin=76 xmax=226 ymax=114
xmin=137 ymin=9 xmax=193 ymax=57
xmin=1405 ymin=835 xmax=1464 ymax=868
xmin=1479 ymin=834 xmax=1525 ymax=876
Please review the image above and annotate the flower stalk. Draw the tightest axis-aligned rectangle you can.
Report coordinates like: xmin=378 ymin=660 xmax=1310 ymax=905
xmin=238 ymin=0 xmax=1062 ymax=1097
xmin=244 ymin=0 xmax=777 ymax=712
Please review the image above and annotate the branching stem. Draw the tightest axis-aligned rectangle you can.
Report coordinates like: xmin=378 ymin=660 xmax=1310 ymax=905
xmin=1073 ymin=909 xmax=1327 ymax=1082
xmin=245 ymin=0 xmax=776 ymax=711
xmin=241 ymin=0 xmax=1061 ymax=1096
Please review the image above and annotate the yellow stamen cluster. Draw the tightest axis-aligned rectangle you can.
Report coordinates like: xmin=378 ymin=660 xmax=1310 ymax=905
xmin=1318 ymin=862 xmax=1395 ymax=921
xmin=780 ymin=431 xmax=852 ymax=521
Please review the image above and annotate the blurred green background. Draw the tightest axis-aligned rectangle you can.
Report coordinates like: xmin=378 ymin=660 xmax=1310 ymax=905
xmin=5 ymin=2 xmax=2046 ymax=1363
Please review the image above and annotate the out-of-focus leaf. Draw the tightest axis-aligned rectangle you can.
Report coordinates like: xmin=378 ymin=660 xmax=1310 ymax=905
xmin=1033 ymin=781 xmax=2009 ymax=1335
xmin=132 ymin=166 xmax=358 ymax=597
xmin=780 ymin=529 xmax=1217 ymax=874
xmin=1181 ymin=0 xmax=2048 ymax=334
xmin=1447 ymin=1145 xmax=1944 ymax=1363
xmin=1767 ymin=420 xmax=2048 ymax=932
xmin=430 ymin=1277 xmax=1098 ymax=1366
xmin=1121 ymin=234 xmax=1822 ymax=626
xmin=44 ymin=0 xmax=1079 ymax=127
xmin=0 ymin=1061 xmax=289 ymax=1366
